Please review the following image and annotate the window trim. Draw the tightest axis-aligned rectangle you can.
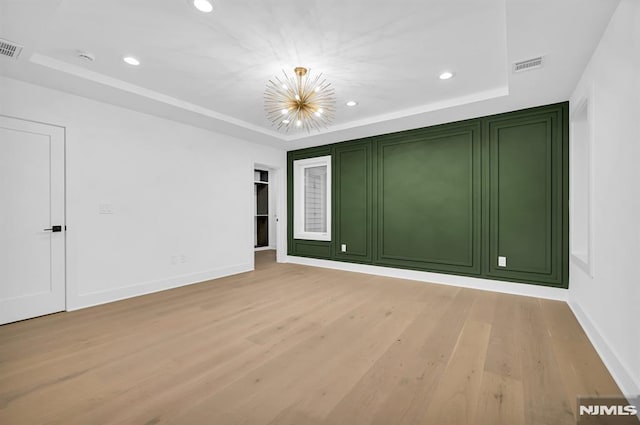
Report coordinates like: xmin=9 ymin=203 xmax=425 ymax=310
xmin=293 ymin=155 xmax=332 ymax=241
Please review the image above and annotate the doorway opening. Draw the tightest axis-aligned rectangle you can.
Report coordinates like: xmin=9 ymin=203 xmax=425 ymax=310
xmin=254 ymin=169 xmax=270 ymax=249
xmin=253 ymin=163 xmax=282 ymax=268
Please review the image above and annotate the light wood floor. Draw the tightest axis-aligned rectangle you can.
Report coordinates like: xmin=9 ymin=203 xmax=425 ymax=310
xmin=0 ymin=251 xmax=626 ymax=425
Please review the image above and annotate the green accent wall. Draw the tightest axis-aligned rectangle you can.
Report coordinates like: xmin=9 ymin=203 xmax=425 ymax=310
xmin=334 ymin=140 xmax=373 ymax=263
xmin=376 ymin=121 xmax=481 ymax=276
xmin=287 ymin=102 xmax=569 ymax=288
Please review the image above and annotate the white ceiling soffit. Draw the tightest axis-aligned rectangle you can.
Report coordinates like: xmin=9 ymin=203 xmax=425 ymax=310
xmin=0 ymin=0 xmax=621 ymax=147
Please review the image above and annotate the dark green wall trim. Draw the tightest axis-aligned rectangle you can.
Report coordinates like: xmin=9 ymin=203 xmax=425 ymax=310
xmin=333 ymin=139 xmax=374 ymax=263
xmin=375 ymin=120 xmax=482 ymax=276
xmin=287 ymin=102 xmax=569 ymax=288
xmin=482 ymin=108 xmax=565 ymax=286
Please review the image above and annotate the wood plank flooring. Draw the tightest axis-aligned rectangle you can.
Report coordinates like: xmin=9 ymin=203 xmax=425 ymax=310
xmin=0 ymin=250 xmax=627 ymax=425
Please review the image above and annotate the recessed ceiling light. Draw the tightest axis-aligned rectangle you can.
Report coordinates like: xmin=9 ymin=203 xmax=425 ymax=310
xmin=193 ymin=0 xmax=213 ymax=13
xmin=123 ymin=56 xmax=140 ymax=66
xmin=439 ymin=71 xmax=454 ymax=80
xmin=345 ymin=100 xmax=358 ymax=107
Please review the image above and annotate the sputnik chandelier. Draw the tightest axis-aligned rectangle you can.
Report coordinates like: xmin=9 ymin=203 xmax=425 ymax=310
xmin=265 ymin=67 xmax=336 ymax=132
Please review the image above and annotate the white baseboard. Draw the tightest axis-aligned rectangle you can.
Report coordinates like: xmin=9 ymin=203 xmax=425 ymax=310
xmin=285 ymin=256 xmax=568 ymax=301
xmin=568 ymin=301 xmax=640 ymax=399
xmin=68 ymin=263 xmax=252 ymax=311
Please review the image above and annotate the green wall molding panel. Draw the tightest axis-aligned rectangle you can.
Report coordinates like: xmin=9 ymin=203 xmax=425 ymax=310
xmin=287 ymin=102 xmax=569 ymax=288
xmin=334 ymin=139 xmax=374 ymax=263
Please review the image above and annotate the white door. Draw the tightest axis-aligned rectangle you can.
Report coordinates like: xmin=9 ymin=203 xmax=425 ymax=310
xmin=0 ymin=116 xmax=65 ymax=324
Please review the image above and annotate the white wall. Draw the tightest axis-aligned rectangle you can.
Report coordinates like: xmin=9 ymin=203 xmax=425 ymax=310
xmin=0 ymin=76 xmax=286 ymax=311
xmin=568 ymin=0 xmax=640 ymax=397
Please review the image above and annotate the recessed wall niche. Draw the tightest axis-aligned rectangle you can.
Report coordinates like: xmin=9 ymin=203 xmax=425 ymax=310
xmin=570 ymin=97 xmax=593 ymax=275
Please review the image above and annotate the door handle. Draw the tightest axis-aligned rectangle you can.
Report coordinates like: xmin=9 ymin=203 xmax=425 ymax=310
xmin=43 ymin=225 xmax=62 ymax=232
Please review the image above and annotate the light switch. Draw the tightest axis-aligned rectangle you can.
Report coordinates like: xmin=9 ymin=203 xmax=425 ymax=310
xmin=341 ymin=244 xmax=347 ymax=252
xmin=498 ymin=256 xmax=507 ymax=267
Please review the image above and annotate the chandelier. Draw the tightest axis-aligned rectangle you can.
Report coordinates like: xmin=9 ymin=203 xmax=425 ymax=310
xmin=265 ymin=67 xmax=336 ymax=132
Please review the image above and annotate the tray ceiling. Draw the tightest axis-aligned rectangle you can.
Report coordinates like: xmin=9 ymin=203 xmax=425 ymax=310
xmin=0 ymin=0 xmax=620 ymax=147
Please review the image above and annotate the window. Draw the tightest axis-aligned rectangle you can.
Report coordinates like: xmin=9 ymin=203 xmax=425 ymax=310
xmin=293 ymin=156 xmax=331 ymax=241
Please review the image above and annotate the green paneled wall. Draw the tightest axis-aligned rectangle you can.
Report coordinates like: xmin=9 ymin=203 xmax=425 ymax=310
xmin=483 ymin=106 xmax=568 ymax=286
xmin=376 ymin=121 xmax=481 ymax=275
xmin=287 ymin=102 xmax=569 ymax=288
xmin=334 ymin=140 xmax=373 ymax=262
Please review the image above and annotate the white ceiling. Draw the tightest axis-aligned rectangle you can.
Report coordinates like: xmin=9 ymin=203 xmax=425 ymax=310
xmin=0 ymin=0 xmax=620 ymax=149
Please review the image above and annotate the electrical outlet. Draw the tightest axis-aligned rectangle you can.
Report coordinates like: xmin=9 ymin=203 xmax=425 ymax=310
xmin=181 ymin=255 xmax=186 ymax=263
xmin=341 ymin=244 xmax=347 ymax=252
xmin=171 ymin=256 xmax=177 ymax=265
xmin=498 ymin=256 xmax=507 ymax=267
xmin=98 ymin=203 xmax=113 ymax=214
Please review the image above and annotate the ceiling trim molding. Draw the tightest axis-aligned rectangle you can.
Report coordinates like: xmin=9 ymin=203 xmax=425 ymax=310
xmin=284 ymin=85 xmax=511 ymax=142
xmin=29 ymin=53 xmax=287 ymax=140
xmin=28 ymin=53 xmax=511 ymax=144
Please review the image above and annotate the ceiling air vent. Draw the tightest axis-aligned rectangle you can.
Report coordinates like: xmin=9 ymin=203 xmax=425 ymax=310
xmin=0 ymin=38 xmax=23 ymax=60
xmin=513 ymin=56 xmax=543 ymax=73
